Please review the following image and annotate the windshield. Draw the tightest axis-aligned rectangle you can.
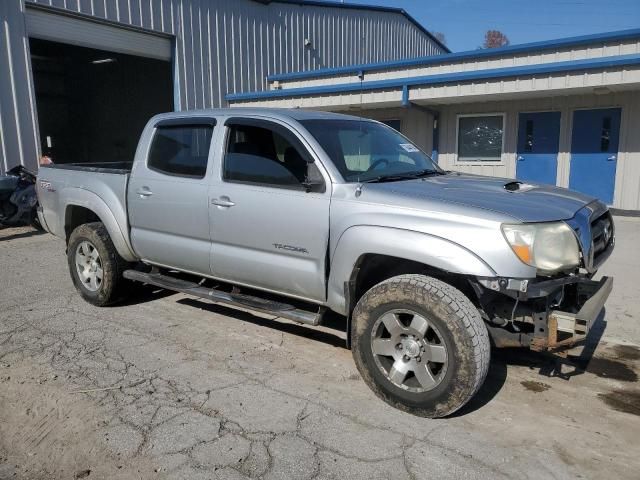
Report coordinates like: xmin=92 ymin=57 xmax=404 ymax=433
xmin=300 ymin=119 xmax=442 ymax=182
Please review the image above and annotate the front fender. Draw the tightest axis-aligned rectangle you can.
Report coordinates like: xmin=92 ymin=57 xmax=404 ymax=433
xmin=60 ymin=188 xmax=137 ymax=262
xmin=327 ymin=225 xmax=496 ymax=315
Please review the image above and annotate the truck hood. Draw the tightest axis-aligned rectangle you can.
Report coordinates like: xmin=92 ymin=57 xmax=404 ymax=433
xmin=363 ymin=172 xmax=596 ymax=222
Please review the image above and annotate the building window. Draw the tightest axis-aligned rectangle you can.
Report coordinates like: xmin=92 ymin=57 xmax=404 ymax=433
xmin=456 ymin=114 xmax=504 ymax=162
xmin=525 ymin=119 xmax=534 ymax=152
xmin=600 ymin=116 xmax=611 ymax=152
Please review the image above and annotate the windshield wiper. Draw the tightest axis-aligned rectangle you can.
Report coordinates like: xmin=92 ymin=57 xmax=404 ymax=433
xmin=363 ymin=169 xmax=444 ymax=183
xmin=412 ymin=169 xmax=446 ymax=178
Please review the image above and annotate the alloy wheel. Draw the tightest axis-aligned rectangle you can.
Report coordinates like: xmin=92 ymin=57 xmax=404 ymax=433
xmin=370 ymin=309 xmax=448 ymax=393
xmin=75 ymin=240 xmax=103 ymax=292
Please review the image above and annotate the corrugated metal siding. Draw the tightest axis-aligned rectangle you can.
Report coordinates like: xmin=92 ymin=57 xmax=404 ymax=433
xmin=24 ymin=0 xmax=443 ymax=107
xmin=348 ymin=107 xmax=434 ymax=154
xmin=0 ymin=0 xmax=40 ymax=174
xmin=0 ymin=0 xmax=444 ymax=173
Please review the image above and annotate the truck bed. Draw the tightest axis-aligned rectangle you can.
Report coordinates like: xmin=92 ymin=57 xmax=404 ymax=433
xmin=37 ymin=163 xmax=131 ymax=244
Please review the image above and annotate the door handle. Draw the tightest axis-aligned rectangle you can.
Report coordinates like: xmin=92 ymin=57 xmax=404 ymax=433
xmin=607 ymin=155 xmax=617 ymax=161
xmin=136 ymin=188 xmax=153 ymax=197
xmin=211 ymin=197 xmax=235 ymax=207
xmin=517 ymin=155 xmax=525 ymax=161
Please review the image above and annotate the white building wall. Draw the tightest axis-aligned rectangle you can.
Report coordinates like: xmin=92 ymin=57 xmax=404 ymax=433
xmin=227 ymin=28 xmax=640 ymax=210
xmin=436 ymin=91 xmax=640 ymax=210
xmin=231 ymin=90 xmax=640 ymax=210
xmin=305 ymin=91 xmax=640 ymax=210
xmin=350 ymin=107 xmax=434 ymax=154
xmin=274 ymin=39 xmax=640 ymax=90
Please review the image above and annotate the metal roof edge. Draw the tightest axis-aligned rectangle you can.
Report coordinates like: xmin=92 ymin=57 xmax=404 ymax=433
xmin=252 ymin=0 xmax=449 ymax=53
xmin=267 ymin=27 xmax=640 ymax=82
xmin=227 ymin=53 xmax=640 ymax=102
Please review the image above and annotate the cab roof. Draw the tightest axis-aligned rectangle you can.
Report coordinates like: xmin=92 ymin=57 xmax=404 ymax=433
xmin=153 ymin=108 xmax=367 ymax=123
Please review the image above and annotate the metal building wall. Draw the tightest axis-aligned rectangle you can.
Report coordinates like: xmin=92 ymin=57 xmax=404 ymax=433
xmin=0 ymin=1 xmax=40 ymax=174
xmin=0 ymin=0 xmax=445 ymax=173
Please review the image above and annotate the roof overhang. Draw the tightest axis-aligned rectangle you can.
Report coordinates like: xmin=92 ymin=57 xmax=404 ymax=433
xmin=227 ymin=53 xmax=640 ymax=108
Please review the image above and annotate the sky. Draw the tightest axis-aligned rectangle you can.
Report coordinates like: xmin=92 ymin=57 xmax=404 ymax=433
xmin=344 ymin=0 xmax=640 ymax=52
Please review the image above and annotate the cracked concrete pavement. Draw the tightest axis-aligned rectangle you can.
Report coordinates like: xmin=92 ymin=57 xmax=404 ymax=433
xmin=1 ymin=217 xmax=639 ymax=479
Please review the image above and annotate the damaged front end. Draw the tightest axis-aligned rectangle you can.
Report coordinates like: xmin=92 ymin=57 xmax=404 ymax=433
xmin=472 ymin=275 xmax=613 ymax=355
xmin=473 ymin=203 xmax=615 ymax=355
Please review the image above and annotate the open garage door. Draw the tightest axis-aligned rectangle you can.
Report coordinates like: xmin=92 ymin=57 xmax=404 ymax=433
xmin=27 ymin=9 xmax=173 ymax=165
xmin=26 ymin=8 xmax=172 ymax=61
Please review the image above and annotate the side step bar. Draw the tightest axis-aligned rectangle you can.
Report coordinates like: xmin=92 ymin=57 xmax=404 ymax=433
xmin=123 ymin=269 xmax=323 ymax=326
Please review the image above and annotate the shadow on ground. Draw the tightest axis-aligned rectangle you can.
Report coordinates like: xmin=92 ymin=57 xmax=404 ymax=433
xmin=178 ymin=297 xmax=347 ymax=349
xmin=0 ymin=227 xmax=46 ymax=242
xmin=121 ymin=290 xmax=618 ymax=417
xmin=116 ymin=284 xmax=177 ymax=306
xmin=455 ymin=312 xmax=610 ymax=416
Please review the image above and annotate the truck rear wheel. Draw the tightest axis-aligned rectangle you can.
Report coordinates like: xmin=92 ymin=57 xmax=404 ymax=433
xmin=67 ymin=222 xmax=129 ymax=306
xmin=351 ymin=274 xmax=490 ymax=418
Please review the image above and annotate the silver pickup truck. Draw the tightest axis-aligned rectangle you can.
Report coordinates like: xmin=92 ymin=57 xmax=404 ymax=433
xmin=37 ymin=108 xmax=614 ymax=417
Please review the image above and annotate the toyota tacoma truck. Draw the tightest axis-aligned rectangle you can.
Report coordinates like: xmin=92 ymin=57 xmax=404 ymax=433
xmin=36 ymin=108 xmax=614 ymax=417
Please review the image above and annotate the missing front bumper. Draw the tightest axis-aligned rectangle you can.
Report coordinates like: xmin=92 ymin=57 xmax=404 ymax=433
xmin=530 ymin=276 xmax=613 ymax=354
xmin=484 ymin=276 xmax=613 ymax=354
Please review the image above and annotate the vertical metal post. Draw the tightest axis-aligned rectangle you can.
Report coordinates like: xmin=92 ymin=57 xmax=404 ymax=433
xmin=432 ymin=113 xmax=440 ymax=164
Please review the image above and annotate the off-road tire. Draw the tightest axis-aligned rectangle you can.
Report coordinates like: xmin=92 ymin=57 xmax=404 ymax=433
xmin=67 ymin=222 xmax=130 ymax=306
xmin=351 ymin=274 xmax=490 ymax=418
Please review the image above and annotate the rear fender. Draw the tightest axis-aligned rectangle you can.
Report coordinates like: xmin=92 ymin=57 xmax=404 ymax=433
xmin=327 ymin=225 xmax=496 ymax=315
xmin=61 ymin=188 xmax=136 ymax=261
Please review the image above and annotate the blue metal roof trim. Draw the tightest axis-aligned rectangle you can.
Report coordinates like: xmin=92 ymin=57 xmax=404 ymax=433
xmin=227 ymin=53 xmax=640 ymax=101
xmin=252 ymin=0 xmax=449 ymax=53
xmin=267 ymin=27 xmax=640 ymax=82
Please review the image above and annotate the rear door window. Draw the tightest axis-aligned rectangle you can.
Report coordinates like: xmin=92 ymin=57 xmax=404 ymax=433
xmin=148 ymin=124 xmax=214 ymax=178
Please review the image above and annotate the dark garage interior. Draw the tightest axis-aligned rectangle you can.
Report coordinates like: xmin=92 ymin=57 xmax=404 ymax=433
xmin=30 ymin=38 xmax=173 ymax=165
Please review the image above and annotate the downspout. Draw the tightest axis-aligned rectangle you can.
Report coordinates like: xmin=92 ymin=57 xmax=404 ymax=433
xmin=401 ymin=84 xmax=410 ymax=107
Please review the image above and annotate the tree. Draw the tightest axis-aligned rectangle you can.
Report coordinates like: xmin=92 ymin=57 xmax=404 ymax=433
xmin=433 ymin=31 xmax=447 ymax=46
xmin=481 ymin=30 xmax=510 ymax=49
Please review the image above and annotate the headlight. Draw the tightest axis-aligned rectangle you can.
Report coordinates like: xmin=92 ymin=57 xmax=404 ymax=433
xmin=501 ymin=222 xmax=580 ymax=274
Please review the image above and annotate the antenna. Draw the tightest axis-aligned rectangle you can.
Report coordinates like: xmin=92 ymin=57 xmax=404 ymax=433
xmin=356 ymin=70 xmax=365 ymax=196
xmin=356 ymin=25 xmax=364 ymax=198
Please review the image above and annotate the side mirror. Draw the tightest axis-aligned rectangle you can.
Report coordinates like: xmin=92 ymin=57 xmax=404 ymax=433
xmin=302 ymin=163 xmax=326 ymax=193
xmin=302 ymin=178 xmax=325 ymax=193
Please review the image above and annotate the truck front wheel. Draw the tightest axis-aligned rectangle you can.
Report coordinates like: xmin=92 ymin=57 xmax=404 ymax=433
xmin=67 ymin=222 xmax=129 ymax=306
xmin=351 ymin=274 xmax=490 ymax=418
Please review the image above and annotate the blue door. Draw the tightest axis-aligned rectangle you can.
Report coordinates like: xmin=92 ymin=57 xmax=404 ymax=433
xmin=569 ymin=108 xmax=620 ymax=204
xmin=516 ymin=112 xmax=560 ymax=185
